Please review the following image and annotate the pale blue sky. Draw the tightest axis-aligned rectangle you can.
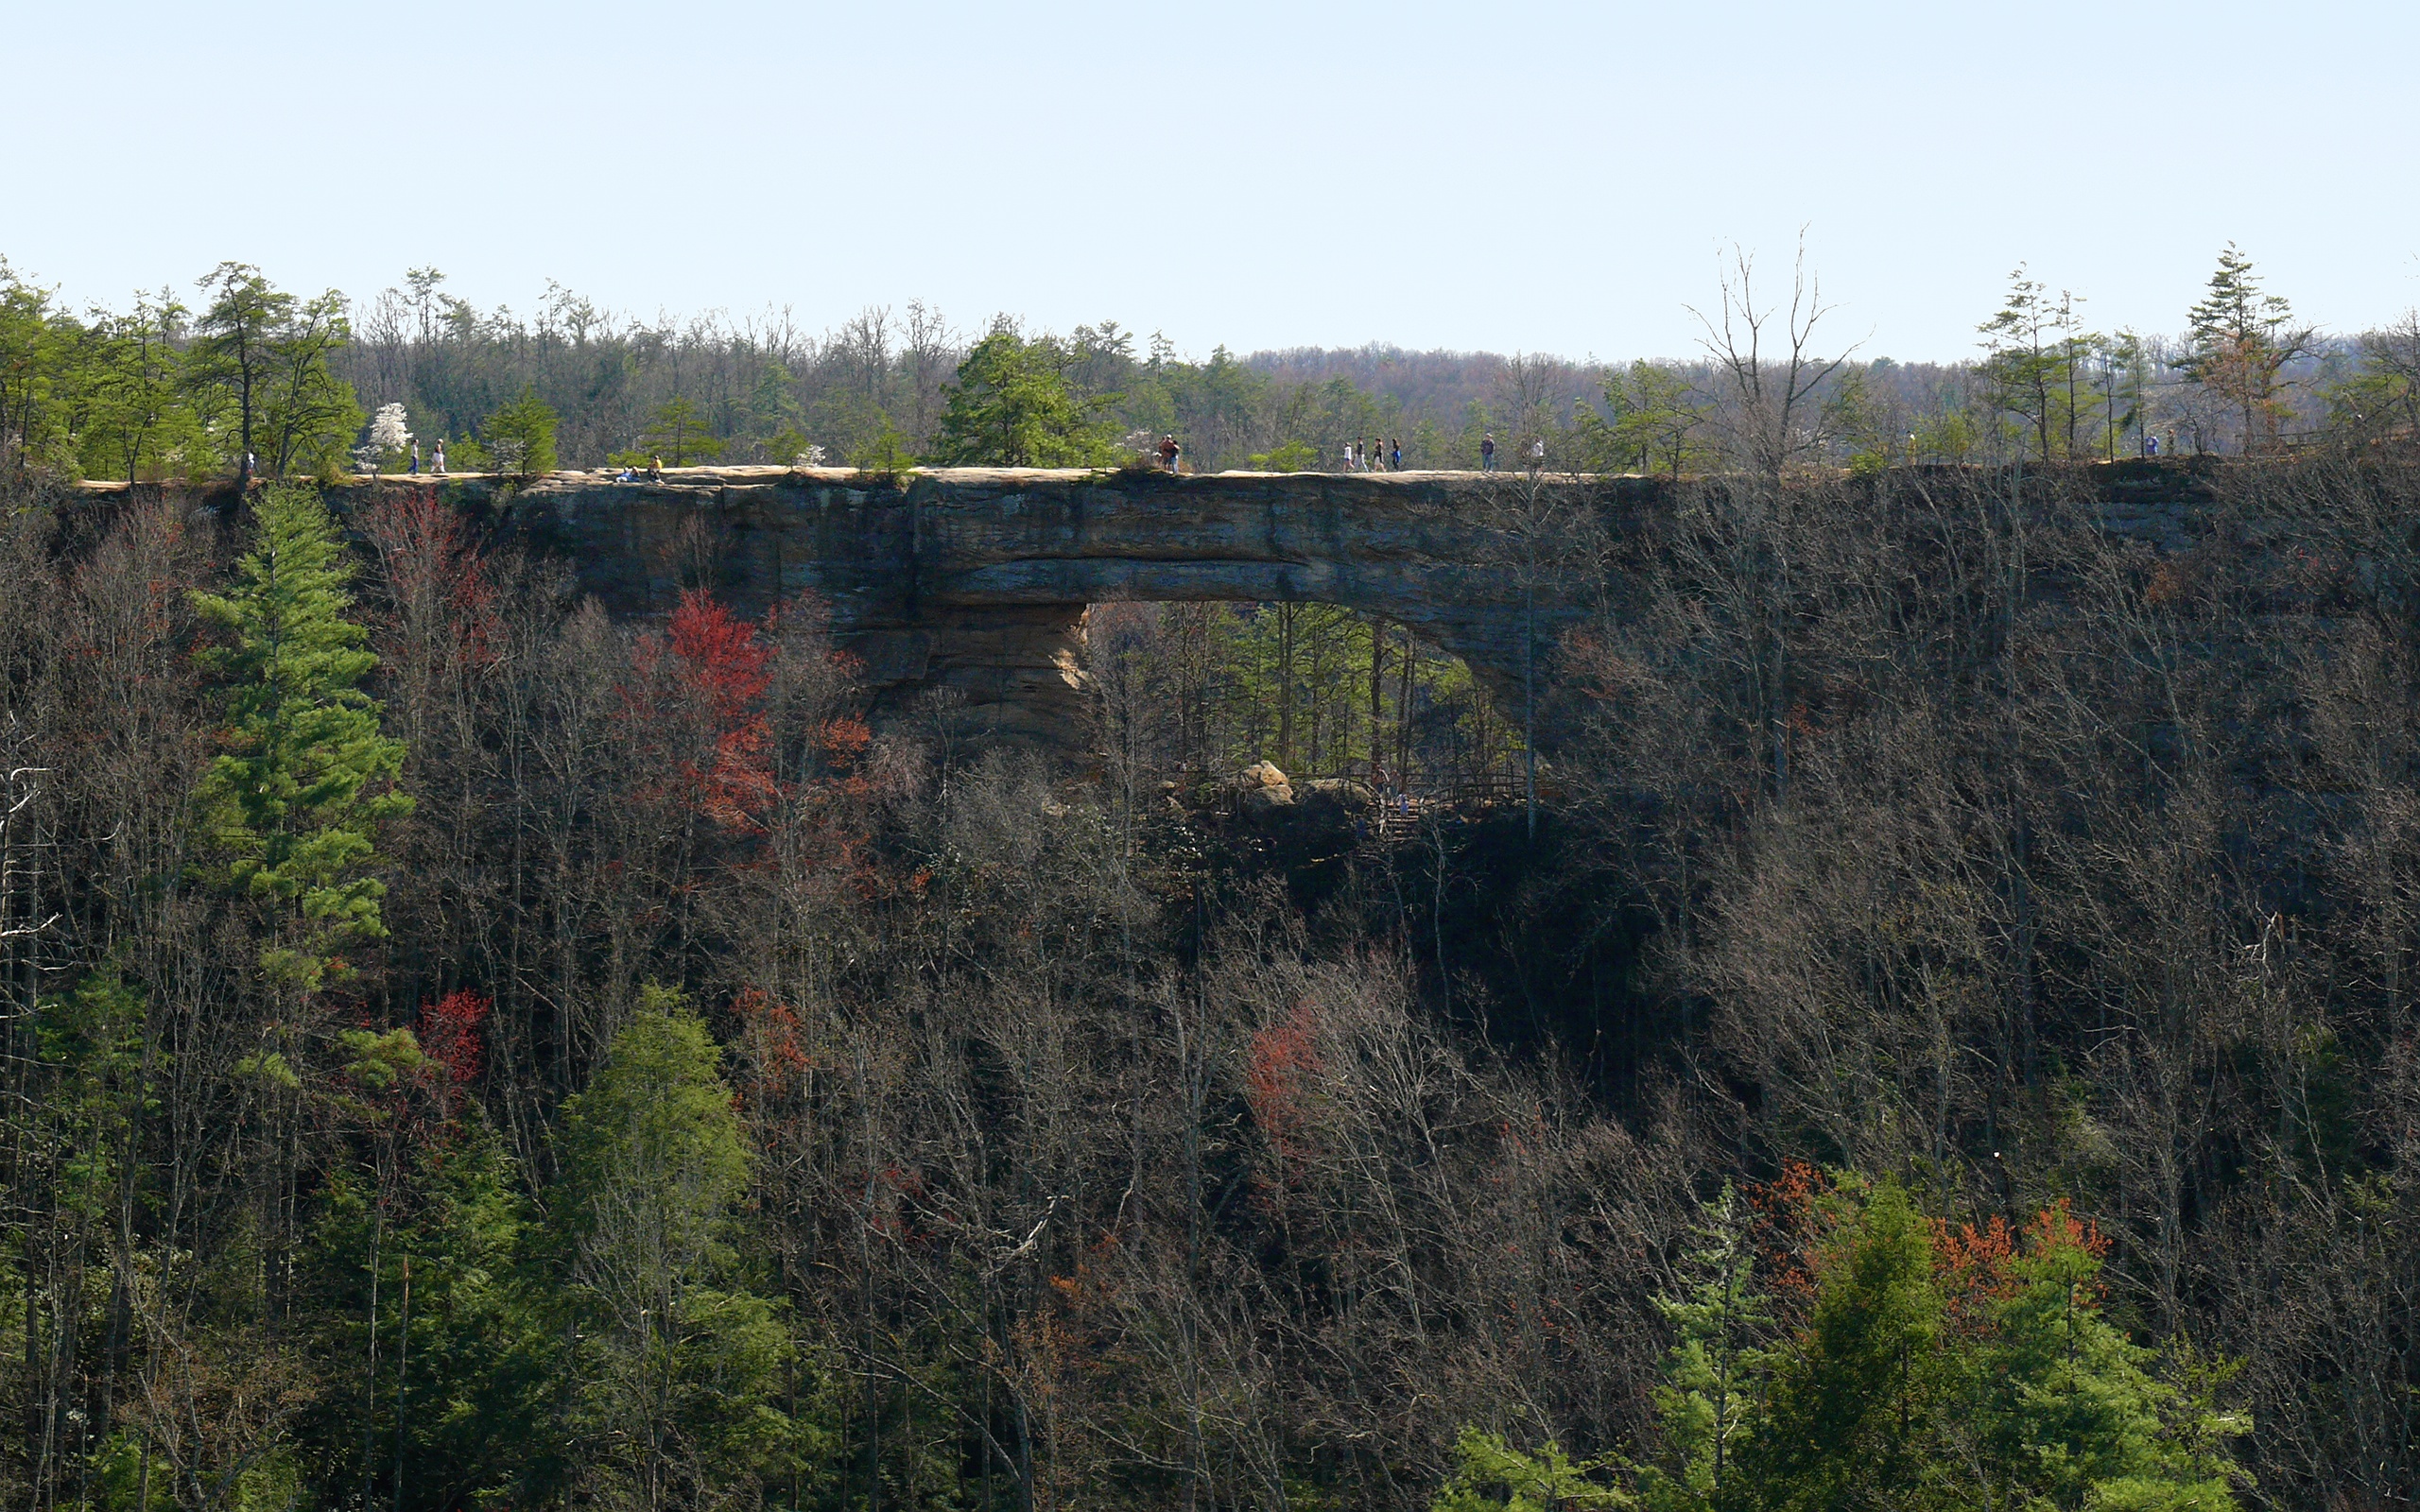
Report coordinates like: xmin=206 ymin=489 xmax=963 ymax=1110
xmin=9 ymin=0 xmax=2416 ymax=361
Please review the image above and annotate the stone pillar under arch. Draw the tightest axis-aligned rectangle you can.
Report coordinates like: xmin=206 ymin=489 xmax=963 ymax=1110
xmin=846 ymin=603 xmax=1092 ymax=753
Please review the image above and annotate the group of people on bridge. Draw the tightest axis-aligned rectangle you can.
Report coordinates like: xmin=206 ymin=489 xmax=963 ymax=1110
xmin=1342 ymin=433 xmax=1546 ymax=472
xmin=1150 ymin=430 xmax=1549 ymax=475
xmin=1343 ymin=438 xmax=1402 ymax=472
xmin=1478 ymin=432 xmax=1545 ymax=471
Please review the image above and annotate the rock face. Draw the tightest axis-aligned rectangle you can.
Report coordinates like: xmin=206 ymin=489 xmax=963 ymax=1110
xmin=300 ymin=459 xmax=2221 ymax=755
xmin=339 ymin=465 xmax=1651 ymax=751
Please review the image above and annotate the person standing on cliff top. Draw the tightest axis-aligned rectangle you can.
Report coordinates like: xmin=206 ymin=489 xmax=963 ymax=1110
xmin=1480 ymin=433 xmax=1495 ymax=471
xmin=433 ymin=439 xmax=445 ymax=474
xmin=409 ymin=440 xmax=420 ymax=475
xmin=1159 ymin=434 xmax=1181 ymax=472
xmin=1390 ymin=438 xmax=1402 ymax=471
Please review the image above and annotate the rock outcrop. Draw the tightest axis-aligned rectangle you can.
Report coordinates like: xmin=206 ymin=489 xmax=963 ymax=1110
xmin=329 ymin=465 xmax=1651 ymax=751
xmin=184 ymin=459 xmax=2221 ymax=755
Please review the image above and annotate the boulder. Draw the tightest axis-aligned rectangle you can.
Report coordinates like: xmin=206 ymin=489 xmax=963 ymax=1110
xmin=1236 ymin=761 xmax=1294 ymax=814
xmin=1303 ymin=778 xmax=1375 ymax=814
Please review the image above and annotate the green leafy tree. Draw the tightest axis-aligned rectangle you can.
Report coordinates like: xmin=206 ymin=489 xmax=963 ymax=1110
xmin=78 ymin=292 xmax=204 ymax=483
xmin=2182 ymin=244 xmax=2312 ymax=453
xmin=1955 ymin=1215 xmax=2243 ymax=1512
xmin=554 ymin=990 xmax=814 ymax=1509
xmin=1589 ymin=360 xmax=1706 ymax=477
xmin=0 ymin=259 xmax=80 ymax=475
xmin=258 ymin=288 xmax=361 ymax=479
xmin=635 ymin=395 xmax=723 ymax=467
xmin=191 ymin=483 xmax=412 ymax=987
xmin=1247 ymin=439 xmax=1322 ymax=472
xmin=30 ymin=969 xmax=152 ymax=1253
xmin=483 ymin=385 xmax=560 ymax=477
xmin=2099 ymin=330 xmax=2151 ymax=459
xmin=856 ymin=417 xmax=917 ymax=478
xmin=1912 ymin=406 xmax=1979 ymax=462
xmin=760 ymin=424 xmax=813 ymax=467
xmin=189 ymin=263 xmax=285 ymax=482
xmin=2325 ymin=312 xmax=2420 ymax=444
xmin=1822 ymin=367 xmax=1896 ymax=475
xmin=1979 ymin=266 xmax=2090 ymax=461
xmin=933 ymin=328 xmax=1118 ymax=467
xmin=746 ymin=360 xmax=804 ymax=455
xmin=804 ymin=389 xmax=894 ymax=468
xmin=188 ymin=264 xmax=361 ymax=483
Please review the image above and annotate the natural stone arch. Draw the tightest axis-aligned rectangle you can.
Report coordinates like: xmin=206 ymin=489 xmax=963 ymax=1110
xmin=429 ymin=465 xmax=1651 ymax=751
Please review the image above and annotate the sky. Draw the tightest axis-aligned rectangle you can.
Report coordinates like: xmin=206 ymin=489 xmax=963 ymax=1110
xmin=9 ymin=0 xmax=2419 ymax=363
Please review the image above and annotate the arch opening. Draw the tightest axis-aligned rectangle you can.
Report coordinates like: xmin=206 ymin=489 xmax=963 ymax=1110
xmin=1080 ymin=598 xmax=1529 ymax=805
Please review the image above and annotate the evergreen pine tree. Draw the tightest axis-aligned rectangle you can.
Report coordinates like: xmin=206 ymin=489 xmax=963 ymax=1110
xmin=302 ymin=1118 xmax=565 ymax=1511
xmin=1617 ymin=1177 xmax=2249 ymax=1512
xmin=482 ymin=385 xmax=560 ymax=477
xmin=554 ymin=988 xmax=815 ymax=1506
xmin=636 ymin=396 xmax=723 ymax=467
xmin=1958 ymin=1212 xmax=2244 ymax=1512
xmin=933 ymin=329 xmax=1119 ymax=467
xmin=192 ymin=481 xmax=411 ymax=987
xmin=1745 ymin=1179 xmax=1948 ymax=1509
xmin=1428 ymin=1428 xmax=1625 ymax=1512
xmin=2182 ymin=244 xmax=2310 ymax=453
xmin=1638 ymin=1183 xmax=1772 ymax=1512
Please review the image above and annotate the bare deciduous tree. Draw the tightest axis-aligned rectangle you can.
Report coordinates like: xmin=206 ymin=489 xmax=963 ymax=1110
xmin=1688 ymin=234 xmax=1856 ymax=477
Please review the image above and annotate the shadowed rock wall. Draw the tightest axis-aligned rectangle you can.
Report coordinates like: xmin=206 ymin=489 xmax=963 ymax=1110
xmin=194 ymin=459 xmax=2223 ymax=752
xmin=354 ymin=465 xmax=1658 ymax=747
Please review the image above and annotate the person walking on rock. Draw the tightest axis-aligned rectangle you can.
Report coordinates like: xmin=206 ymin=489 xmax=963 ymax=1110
xmin=1390 ymin=438 xmax=1402 ymax=471
xmin=1480 ymin=433 xmax=1495 ymax=472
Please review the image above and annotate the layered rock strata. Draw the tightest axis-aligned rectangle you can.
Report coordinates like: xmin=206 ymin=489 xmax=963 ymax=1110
xmin=338 ymin=465 xmax=1650 ymax=751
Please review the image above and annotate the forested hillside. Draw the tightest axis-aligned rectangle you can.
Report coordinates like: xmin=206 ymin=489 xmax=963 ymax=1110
xmin=9 ymin=244 xmax=2420 ymax=1510
xmin=5 ymin=446 xmax=2420 ymax=1509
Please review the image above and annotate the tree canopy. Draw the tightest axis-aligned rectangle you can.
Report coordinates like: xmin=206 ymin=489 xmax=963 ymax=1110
xmin=932 ymin=328 xmax=1119 ymax=467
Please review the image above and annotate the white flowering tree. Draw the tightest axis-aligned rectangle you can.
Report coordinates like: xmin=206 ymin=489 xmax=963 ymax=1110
xmin=355 ymin=403 xmax=413 ymax=472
